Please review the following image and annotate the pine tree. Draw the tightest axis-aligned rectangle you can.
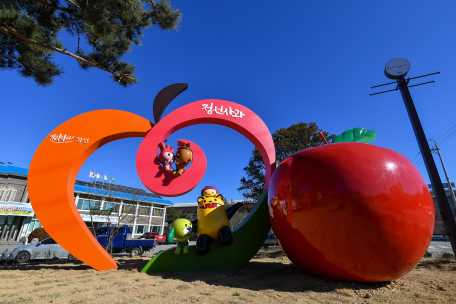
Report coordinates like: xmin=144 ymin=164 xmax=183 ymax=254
xmin=238 ymin=122 xmax=335 ymax=200
xmin=0 ymin=0 xmax=181 ymax=87
xmin=166 ymin=207 xmax=194 ymax=225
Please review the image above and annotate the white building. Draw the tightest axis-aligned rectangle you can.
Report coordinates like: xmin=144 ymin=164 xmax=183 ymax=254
xmin=0 ymin=164 xmax=174 ymax=241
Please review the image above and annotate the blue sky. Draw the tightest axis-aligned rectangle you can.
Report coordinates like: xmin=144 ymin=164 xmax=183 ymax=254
xmin=3 ymin=1 xmax=456 ymax=204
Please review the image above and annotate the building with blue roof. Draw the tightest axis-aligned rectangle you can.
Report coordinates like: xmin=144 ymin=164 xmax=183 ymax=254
xmin=0 ymin=164 xmax=173 ymax=242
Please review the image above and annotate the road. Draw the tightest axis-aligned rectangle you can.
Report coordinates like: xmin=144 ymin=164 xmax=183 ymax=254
xmin=0 ymin=240 xmax=196 ymax=258
xmin=121 ymin=240 xmax=454 ymax=258
xmin=113 ymin=241 xmax=196 ymax=257
xmin=427 ymin=240 xmax=453 ymax=257
xmin=1 ymin=240 xmax=452 ymax=259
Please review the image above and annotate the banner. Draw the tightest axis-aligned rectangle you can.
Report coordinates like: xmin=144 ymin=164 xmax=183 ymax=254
xmin=0 ymin=202 xmax=34 ymax=217
xmin=80 ymin=213 xmax=119 ymax=223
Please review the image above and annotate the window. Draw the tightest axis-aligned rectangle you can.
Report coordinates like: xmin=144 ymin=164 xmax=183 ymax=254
xmin=1 ymin=186 xmax=17 ymax=202
xmin=136 ymin=225 xmax=145 ymax=234
xmin=28 ymin=220 xmax=42 ymax=231
xmin=91 ymin=201 xmax=102 ymax=210
xmin=123 ymin=205 xmax=135 ymax=214
xmin=152 ymin=208 xmax=164 ymax=217
xmin=41 ymin=238 xmax=57 ymax=245
xmin=77 ymin=199 xmax=88 ymax=210
xmin=22 ymin=190 xmax=29 ymax=203
xmin=77 ymin=199 xmax=99 ymax=211
xmin=139 ymin=207 xmax=150 ymax=216
xmin=7 ymin=188 xmax=17 ymax=202
xmin=102 ymin=202 xmax=118 ymax=212
xmin=1 ymin=187 xmax=8 ymax=201
xmin=150 ymin=226 xmax=161 ymax=233
xmin=6 ymin=190 xmax=16 ymax=202
xmin=122 ymin=226 xmax=133 ymax=234
xmin=96 ymin=228 xmax=109 ymax=235
xmin=28 ymin=221 xmax=37 ymax=232
xmin=0 ymin=186 xmax=5 ymax=201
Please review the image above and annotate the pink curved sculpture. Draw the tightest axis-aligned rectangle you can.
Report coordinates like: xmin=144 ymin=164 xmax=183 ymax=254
xmin=139 ymin=139 xmax=206 ymax=197
xmin=136 ymin=100 xmax=276 ymax=196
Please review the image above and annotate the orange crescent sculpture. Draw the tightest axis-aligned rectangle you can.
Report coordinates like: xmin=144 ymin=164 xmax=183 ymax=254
xmin=28 ymin=110 xmax=153 ymax=271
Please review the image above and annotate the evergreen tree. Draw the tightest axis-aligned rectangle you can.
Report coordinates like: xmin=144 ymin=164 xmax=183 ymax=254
xmin=0 ymin=0 xmax=181 ymax=87
xmin=166 ymin=207 xmax=195 ymax=225
xmin=238 ymin=122 xmax=335 ymax=200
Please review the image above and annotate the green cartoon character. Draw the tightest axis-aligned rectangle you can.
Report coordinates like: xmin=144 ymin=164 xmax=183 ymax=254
xmin=167 ymin=219 xmax=195 ymax=255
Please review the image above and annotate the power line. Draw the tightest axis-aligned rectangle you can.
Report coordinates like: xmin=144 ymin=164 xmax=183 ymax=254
xmin=416 ymin=158 xmax=425 ymax=168
xmin=435 ymin=124 xmax=456 ymax=142
xmin=430 ymin=117 xmax=456 ymax=139
xmin=438 ymin=131 xmax=456 ymax=145
xmin=437 ymin=129 xmax=456 ymax=146
xmin=440 ymin=135 xmax=456 ymax=146
xmin=411 ymin=152 xmax=421 ymax=163
xmin=414 ymin=153 xmax=423 ymax=167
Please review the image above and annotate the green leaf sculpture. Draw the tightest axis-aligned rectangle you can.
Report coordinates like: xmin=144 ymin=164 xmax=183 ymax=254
xmin=332 ymin=128 xmax=376 ymax=144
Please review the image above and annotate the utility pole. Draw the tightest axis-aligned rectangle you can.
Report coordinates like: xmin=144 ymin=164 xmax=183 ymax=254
xmin=371 ymin=58 xmax=456 ymax=258
xmin=429 ymin=139 xmax=456 ymax=214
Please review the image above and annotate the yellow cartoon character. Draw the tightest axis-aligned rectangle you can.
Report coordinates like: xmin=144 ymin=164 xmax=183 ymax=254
xmin=196 ymin=186 xmax=233 ymax=255
xmin=167 ymin=218 xmax=195 ymax=255
xmin=201 ymin=185 xmax=218 ymax=198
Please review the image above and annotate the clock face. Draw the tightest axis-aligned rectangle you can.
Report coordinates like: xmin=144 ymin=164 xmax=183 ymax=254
xmin=384 ymin=58 xmax=411 ymax=79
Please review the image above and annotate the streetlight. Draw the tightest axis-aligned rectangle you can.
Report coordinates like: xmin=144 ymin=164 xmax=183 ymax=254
xmin=371 ymin=58 xmax=456 ymax=257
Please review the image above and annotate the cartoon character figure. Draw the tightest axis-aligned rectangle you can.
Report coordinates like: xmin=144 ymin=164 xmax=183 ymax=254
xmin=158 ymin=142 xmax=174 ymax=172
xmin=196 ymin=186 xmax=233 ymax=255
xmin=167 ymin=219 xmax=195 ymax=255
xmin=201 ymin=185 xmax=218 ymax=198
xmin=172 ymin=142 xmax=193 ymax=177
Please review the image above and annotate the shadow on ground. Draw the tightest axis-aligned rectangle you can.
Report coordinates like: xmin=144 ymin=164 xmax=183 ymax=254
xmin=2 ymin=251 xmax=454 ymax=296
xmin=416 ymin=258 xmax=456 ymax=271
xmin=0 ymin=256 xmax=149 ymax=271
xmin=140 ymin=251 xmax=392 ymax=294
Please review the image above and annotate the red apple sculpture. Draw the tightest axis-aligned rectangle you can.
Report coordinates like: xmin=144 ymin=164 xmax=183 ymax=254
xmin=268 ymin=130 xmax=435 ymax=282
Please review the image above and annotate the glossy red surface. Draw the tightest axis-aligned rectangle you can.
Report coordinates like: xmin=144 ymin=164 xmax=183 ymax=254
xmin=268 ymin=142 xmax=435 ymax=282
xmin=136 ymin=99 xmax=276 ymax=197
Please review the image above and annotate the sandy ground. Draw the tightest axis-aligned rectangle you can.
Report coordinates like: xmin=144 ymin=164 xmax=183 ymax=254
xmin=1 ymin=251 xmax=456 ymax=304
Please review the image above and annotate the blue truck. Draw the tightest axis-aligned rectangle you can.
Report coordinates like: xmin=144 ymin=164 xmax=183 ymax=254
xmin=95 ymin=226 xmax=156 ymax=257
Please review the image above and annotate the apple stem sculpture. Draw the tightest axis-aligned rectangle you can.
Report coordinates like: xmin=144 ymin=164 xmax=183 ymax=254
xmin=318 ymin=132 xmax=328 ymax=145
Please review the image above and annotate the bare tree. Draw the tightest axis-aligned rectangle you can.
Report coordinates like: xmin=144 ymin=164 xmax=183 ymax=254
xmin=83 ymin=180 xmax=157 ymax=256
xmin=223 ymin=198 xmax=252 ymax=230
xmin=83 ymin=179 xmax=122 ymax=238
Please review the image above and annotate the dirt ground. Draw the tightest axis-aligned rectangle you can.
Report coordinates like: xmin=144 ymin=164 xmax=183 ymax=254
xmin=0 ymin=251 xmax=455 ymax=304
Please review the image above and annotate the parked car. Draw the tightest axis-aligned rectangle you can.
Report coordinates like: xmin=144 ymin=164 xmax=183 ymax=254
xmin=8 ymin=237 xmax=76 ymax=263
xmin=138 ymin=232 xmax=166 ymax=244
xmin=263 ymin=231 xmax=279 ymax=248
xmin=95 ymin=226 xmax=156 ymax=257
